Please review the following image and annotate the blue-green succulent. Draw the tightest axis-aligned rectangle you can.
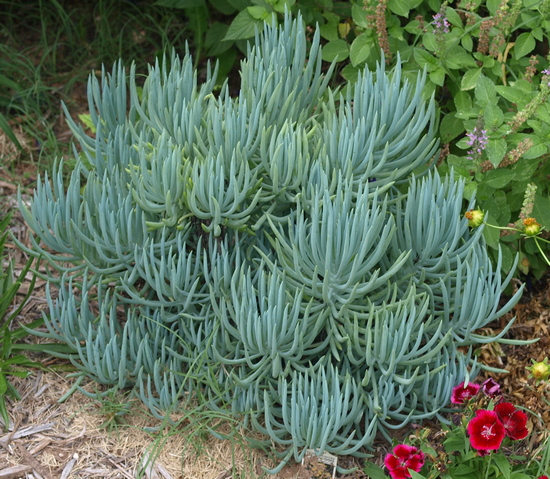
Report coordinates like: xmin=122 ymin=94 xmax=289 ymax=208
xmin=20 ymin=14 xmax=523 ymax=473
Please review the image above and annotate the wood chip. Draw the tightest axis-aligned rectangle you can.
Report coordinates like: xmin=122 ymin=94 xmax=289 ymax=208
xmin=0 ymin=465 xmax=33 ymax=479
xmin=59 ymin=453 xmax=78 ymax=479
xmin=16 ymin=443 xmax=53 ymax=479
xmin=0 ymin=423 xmax=54 ymax=443
xmin=139 ymin=450 xmax=173 ymax=479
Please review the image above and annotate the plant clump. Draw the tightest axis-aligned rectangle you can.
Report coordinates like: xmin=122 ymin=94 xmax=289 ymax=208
xmin=19 ymin=14 xmax=523 ymax=472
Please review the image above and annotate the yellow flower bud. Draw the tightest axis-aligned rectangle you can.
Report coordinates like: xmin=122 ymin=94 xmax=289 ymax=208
xmin=527 ymin=358 xmax=550 ymax=382
xmin=465 ymin=209 xmax=484 ymax=228
xmin=522 ymin=217 xmax=541 ymax=236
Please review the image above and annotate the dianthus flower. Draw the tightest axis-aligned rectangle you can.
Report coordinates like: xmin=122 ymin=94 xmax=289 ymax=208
xmin=451 ymin=381 xmax=480 ymax=404
xmin=481 ymin=378 xmax=501 ymax=398
xmin=467 ymin=409 xmax=506 ymax=450
xmin=384 ymin=444 xmax=425 ymax=479
xmin=494 ymin=402 xmax=529 ymax=440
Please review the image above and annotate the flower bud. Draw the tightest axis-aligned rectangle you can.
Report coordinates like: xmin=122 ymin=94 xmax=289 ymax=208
xmin=465 ymin=209 xmax=484 ymax=228
xmin=527 ymin=358 xmax=550 ymax=382
xmin=522 ymin=217 xmax=541 ymax=236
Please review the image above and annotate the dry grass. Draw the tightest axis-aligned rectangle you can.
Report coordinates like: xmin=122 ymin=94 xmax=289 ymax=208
xmin=0 ymin=368 xmax=316 ymax=479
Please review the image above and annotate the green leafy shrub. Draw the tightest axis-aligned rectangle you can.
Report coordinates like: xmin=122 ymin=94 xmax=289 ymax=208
xmin=20 ymin=15 xmax=524 ymax=471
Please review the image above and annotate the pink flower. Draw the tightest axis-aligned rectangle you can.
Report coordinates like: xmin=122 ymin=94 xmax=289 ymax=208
xmin=481 ymin=378 xmax=501 ymax=398
xmin=494 ymin=402 xmax=529 ymax=440
xmin=451 ymin=381 xmax=480 ymax=404
xmin=467 ymin=409 xmax=506 ymax=450
xmin=384 ymin=444 xmax=425 ymax=479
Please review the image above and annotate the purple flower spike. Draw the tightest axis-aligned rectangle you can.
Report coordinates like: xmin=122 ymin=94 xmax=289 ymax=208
xmin=432 ymin=13 xmax=450 ymax=33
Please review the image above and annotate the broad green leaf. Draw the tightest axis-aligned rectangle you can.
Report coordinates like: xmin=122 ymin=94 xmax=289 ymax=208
xmin=461 ymin=34 xmax=473 ymax=51
xmin=422 ymin=32 xmax=437 ymax=52
xmin=486 ymin=138 xmax=507 ymax=167
xmin=454 ymin=90 xmax=472 ymax=113
xmin=463 ymin=180 xmax=478 ymax=200
xmin=482 ymin=169 xmax=515 ymax=189
xmin=445 ymin=7 xmax=463 ymax=27
xmin=440 ymin=112 xmax=464 ymax=142
xmin=247 ymin=5 xmax=268 ymax=20
xmin=363 ymin=462 xmax=388 ymax=479
xmin=341 ymin=64 xmax=359 ymax=83
xmin=495 ymin=85 xmax=528 ymax=105
xmin=509 ymin=474 xmax=532 ymax=479
xmin=321 ymin=39 xmax=349 ymax=62
xmin=388 ymin=0 xmax=410 ymax=16
xmin=350 ymin=34 xmax=371 ymax=67
xmin=483 ymin=218 xmax=501 ymax=249
xmin=500 ymin=244 xmax=515 ymax=273
xmin=208 ymin=0 xmax=236 ymax=14
xmin=205 ymin=23 xmax=232 ymax=56
xmin=351 ymin=3 xmax=370 ymax=28
xmin=461 ymin=68 xmax=482 ymax=91
xmin=474 ymin=74 xmax=496 ymax=107
xmin=532 ymin=27 xmax=543 ymax=41
xmin=445 ymin=49 xmax=478 ymax=69
xmin=429 ymin=67 xmax=446 ymax=86
xmin=533 ymin=194 xmax=550 ymax=229
xmin=514 ymin=32 xmax=536 ymax=60
xmin=487 ymin=0 xmax=500 ymax=14
xmin=404 ymin=19 xmax=423 ymax=34
xmin=273 ymin=0 xmax=295 ymax=14
xmin=154 ymin=0 xmax=205 ymax=7
xmin=484 ymin=103 xmax=504 ymax=128
xmin=413 ymin=48 xmax=437 ymax=68
xmin=522 ymin=142 xmax=547 ymax=159
xmin=227 ymin=0 xmax=251 ymax=9
xmin=319 ymin=21 xmax=339 ymax=42
xmin=223 ymin=9 xmax=263 ymax=40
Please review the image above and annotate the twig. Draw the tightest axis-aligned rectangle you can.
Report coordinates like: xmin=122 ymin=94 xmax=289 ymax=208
xmin=0 ymin=423 xmax=54 ymax=443
xmin=16 ymin=443 xmax=53 ymax=479
xmin=0 ymin=465 xmax=33 ymax=479
xmin=59 ymin=453 xmax=78 ymax=479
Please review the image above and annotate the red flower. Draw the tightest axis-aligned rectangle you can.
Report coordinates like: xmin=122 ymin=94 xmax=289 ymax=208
xmin=481 ymin=378 xmax=501 ymax=398
xmin=451 ymin=381 xmax=480 ymax=404
xmin=384 ymin=444 xmax=425 ymax=479
xmin=537 ymin=476 xmax=549 ymax=479
xmin=494 ymin=402 xmax=529 ymax=440
xmin=467 ymin=409 xmax=506 ymax=450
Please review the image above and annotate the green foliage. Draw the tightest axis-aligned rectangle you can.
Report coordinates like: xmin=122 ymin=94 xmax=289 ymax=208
xmin=0 ymin=213 xmax=42 ymax=430
xmin=20 ymin=15 xmax=524 ymax=471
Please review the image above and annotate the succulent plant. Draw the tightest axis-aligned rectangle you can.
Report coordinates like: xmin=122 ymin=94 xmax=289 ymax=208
xmin=19 ymin=14 xmax=523 ymax=472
